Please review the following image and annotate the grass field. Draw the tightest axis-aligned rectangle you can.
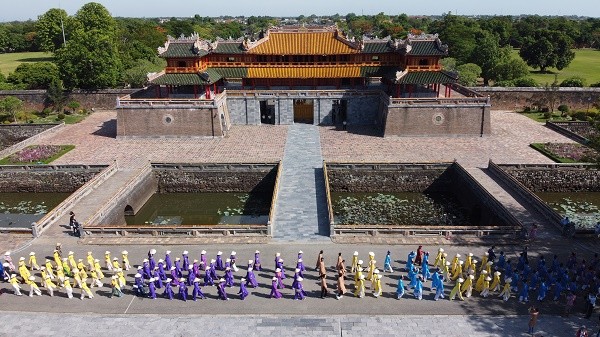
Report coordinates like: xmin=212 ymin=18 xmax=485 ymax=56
xmin=0 ymin=52 xmax=53 ymax=76
xmin=512 ymin=49 xmax=600 ymax=86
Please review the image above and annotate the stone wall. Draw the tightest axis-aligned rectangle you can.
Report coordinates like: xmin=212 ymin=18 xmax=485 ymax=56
xmin=225 ymin=90 xmax=383 ymax=126
xmin=0 ymin=124 xmax=57 ymax=150
xmin=326 ymin=162 xmax=509 ymax=227
xmin=153 ymin=164 xmax=278 ymax=193
xmin=326 ymin=163 xmax=453 ymax=193
xmin=116 ymin=107 xmax=222 ymax=138
xmin=385 ymin=102 xmax=491 ymax=137
xmin=0 ymin=89 xmax=138 ymax=111
xmin=502 ymin=164 xmax=600 ymax=192
xmin=473 ymin=87 xmax=600 ymax=111
xmin=0 ymin=167 xmax=102 ymax=193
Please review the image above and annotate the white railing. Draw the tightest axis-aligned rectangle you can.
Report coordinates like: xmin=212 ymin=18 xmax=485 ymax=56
xmin=117 ymin=98 xmax=217 ymax=108
xmin=32 ymin=161 xmax=118 ymax=237
xmin=267 ymin=161 xmax=283 ymax=236
xmin=84 ymin=224 xmax=268 ymax=237
xmin=83 ymin=163 xmax=152 ymax=228
xmin=0 ymin=123 xmax=65 ymax=159
xmin=389 ymin=97 xmax=490 ymax=105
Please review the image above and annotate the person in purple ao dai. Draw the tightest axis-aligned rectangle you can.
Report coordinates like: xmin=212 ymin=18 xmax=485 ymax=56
xmin=225 ymin=267 xmax=234 ymax=287
xmin=148 ymin=278 xmax=157 ymax=299
xmin=164 ymin=277 xmax=174 ymax=300
xmin=192 ymin=278 xmax=205 ymax=301
xmin=178 ymin=278 xmax=188 ymax=301
xmin=275 ymin=268 xmax=284 ymax=289
xmin=216 ymin=251 xmax=224 ymax=271
xmin=246 ymin=265 xmax=258 ymax=288
xmin=174 ymin=258 xmax=182 ymax=278
xmin=278 ymin=259 xmax=286 ymax=279
xmin=204 ymin=266 xmax=214 ymax=287
xmin=187 ymin=265 xmax=195 ymax=286
xmin=238 ymin=277 xmax=249 ymax=300
xmin=294 ymin=276 xmax=306 ymax=300
xmin=292 ymin=268 xmax=300 ymax=289
xmin=217 ymin=278 xmax=228 ymax=300
xmin=158 ymin=260 xmax=167 ymax=280
xmin=182 ymin=251 xmax=189 ymax=272
xmin=209 ymin=259 xmax=218 ymax=280
xmin=296 ymin=259 xmax=305 ymax=278
xmin=164 ymin=251 xmax=172 ymax=270
xmin=200 ymin=250 xmax=207 ymax=269
xmin=254 ymin=251 xmax=262 ymax=271
xmin=270 ymin=276 xmax=282 ymax=299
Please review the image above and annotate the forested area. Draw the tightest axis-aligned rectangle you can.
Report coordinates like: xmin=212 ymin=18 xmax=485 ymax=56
xmin=2 ymin=3 xmax=600 ymax=90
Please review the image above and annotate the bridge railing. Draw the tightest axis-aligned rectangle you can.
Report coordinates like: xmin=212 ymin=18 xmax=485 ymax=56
xmin=332 ymin=225 xmax=519 ymax=237
xmin=82 ymin=163 xmax=152 ymax=229
xmin=31 ymin=161 xmax=117 ymax=237
xmin=83 ymin=224 xmax=268 ymax=237
xmin=267 ymin=161 xmax=283 ymax=236
xmin=388 ymin=97 xmax=490 ymax=105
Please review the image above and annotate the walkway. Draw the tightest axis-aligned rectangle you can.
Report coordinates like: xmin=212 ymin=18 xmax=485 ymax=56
xmin=273 ymin=123 xmax=330 ymax=242
xmin=464 ymin=166 xmax=556 ymax=241
xmin=1 ymin=312 xmax=593 ymax=337
xmin=43 ymin=164 xmax=147 ymax=237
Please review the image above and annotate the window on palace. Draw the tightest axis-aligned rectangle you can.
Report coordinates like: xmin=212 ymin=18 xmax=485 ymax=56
xmin=419 ymin=58 xmax=429 ymax=66
xmin=228 ymin=57 xmax=235 ymax=62
xmin=371 ymin=55 xmax=380 ymax=61
xmin=177 ymin=61 xmax=187 ymax=67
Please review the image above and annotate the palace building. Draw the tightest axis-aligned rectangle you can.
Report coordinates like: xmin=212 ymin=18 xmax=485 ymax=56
xmin=117 ymin=26 xmax=490 ymax=137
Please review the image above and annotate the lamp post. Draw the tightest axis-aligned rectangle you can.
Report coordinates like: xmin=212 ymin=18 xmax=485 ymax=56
xmin=59 ymin=0 xmax=67 ymax=47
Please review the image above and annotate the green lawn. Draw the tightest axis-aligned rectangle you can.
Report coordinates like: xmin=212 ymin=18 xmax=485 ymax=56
xmin=512 ymin=49 xmax=600 ymax=86
xmin=0 ymin=52 xmax=53 ymax=76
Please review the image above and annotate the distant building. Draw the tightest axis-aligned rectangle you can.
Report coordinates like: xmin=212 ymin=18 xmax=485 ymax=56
xmin=117 ymin=26 xmax=490 ymax=138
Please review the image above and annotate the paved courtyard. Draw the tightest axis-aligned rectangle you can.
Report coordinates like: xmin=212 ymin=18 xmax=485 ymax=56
xmin=28 ymin=109 xmax=572 ymax=169
xmin=1 ymin=109 xmax=598 ymax=337
xmin=38 ymin=110 xmax=288 ymax=167
xmin=321 ymin=110 xmax=572 ymax=168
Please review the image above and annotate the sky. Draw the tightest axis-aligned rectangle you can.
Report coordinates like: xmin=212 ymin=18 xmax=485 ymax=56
xmin=2 ymin=0 xmax=598 ymax=22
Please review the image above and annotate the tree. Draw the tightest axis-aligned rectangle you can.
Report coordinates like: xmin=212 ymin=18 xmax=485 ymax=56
xmin=491 ymin=48 xmax=530 ymax=82
xmin=121 ymin=57 xmax=166 ymax=88
xmin=440 ymin=57 xmax=457 ymax=72
xmin=7 ymin=62 xmax=60 ymax=89
xmin=430 ymin=14 xmax=481 ymax=64
xmin=54 ymin=3 xmax=120 ymax=89
xmin=0 ymin=96 xmax=24 ymax=123
xmin=456 ymin=63 xmax=482 ymax=86
xmin=46 ymin=77 xmax=66 ymax=111
xmin=519 ymin=30 xmax=575 ymax=72
xmin=55 ymin=29 xmax=121 ymax=89
xmin=67 ymin=100 xmax=81 ymax=114
xmin=470 ymin=31 xmax=502 ymax=85
xmin=36 ymin=8 xmax=78 ymax=52
xmin=75 ymin=2 xmax=116 ymax=35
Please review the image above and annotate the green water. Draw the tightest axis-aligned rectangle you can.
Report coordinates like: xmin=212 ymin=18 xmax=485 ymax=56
xmin=0 ymin=192 xmax=71 ymax=228
xmin=125 ymin=192 xmax=271 ymax=226
xmin=331 ymin=192 xmax=471 ymax=226
xmin=536 ymin=192 xmax=600 ymax=229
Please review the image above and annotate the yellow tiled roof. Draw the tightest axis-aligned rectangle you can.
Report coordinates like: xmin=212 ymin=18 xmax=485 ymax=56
xmin=248 ymin=66 xmax=361 ymax=78
xmin=248 ymin=32 xmax=359 ymax=55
